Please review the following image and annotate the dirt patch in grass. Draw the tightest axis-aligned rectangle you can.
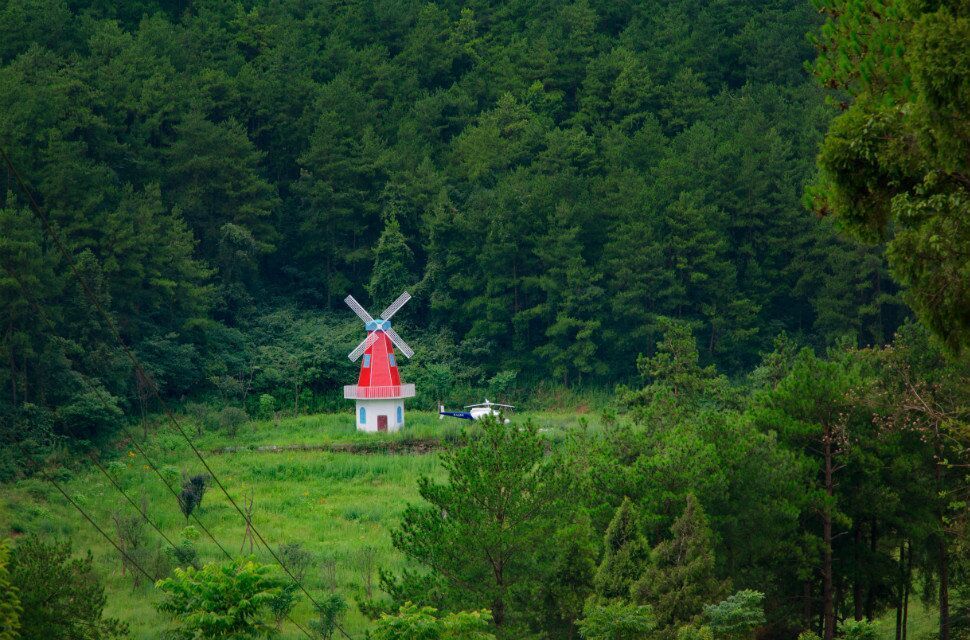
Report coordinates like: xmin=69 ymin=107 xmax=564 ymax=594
xmin=211 ymin=438 xmax=445 ymax=456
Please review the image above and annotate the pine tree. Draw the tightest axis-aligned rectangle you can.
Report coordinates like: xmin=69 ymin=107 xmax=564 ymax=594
xmin=293 ymin=107 xmax=385 ymax=307
xmin=163 ymin=111 xmax=279 ymax=262
xmin=391 ymin=418 xmax=567 ymax=628
xmin=0 ymin=540 xmax=20 ymax=640
xmin=634 ymin=496 xmax=728 ymax=638
xmin=367 ymin=210 xmax=416 ymax=308
xmin=593 ymin=498 xmax=650 ymax=600
xmin=533 ymin=203 xmax=605 ymax=385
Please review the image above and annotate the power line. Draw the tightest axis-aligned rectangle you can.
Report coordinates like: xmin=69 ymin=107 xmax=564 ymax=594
xmin=45 ymin=473 xmax=157 ymax=585
xmin=2 ymin=260 xmax=316 ymax=640
xmin=1 ymin=145 xmax=354 ymax=639
xmin=0 ymin=258 xmax=234 ymax=561
xmin=88 ymin=453 xmax=178 ymax=551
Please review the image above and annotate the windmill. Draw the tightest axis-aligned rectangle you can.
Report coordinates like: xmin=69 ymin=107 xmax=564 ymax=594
xmin=343 ymin=291 xmax=416 ymax=432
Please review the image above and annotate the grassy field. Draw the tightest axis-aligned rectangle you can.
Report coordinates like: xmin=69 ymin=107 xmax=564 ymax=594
xmin=0 ymin=409 xmax=598 ymax=638
xmin=0 ymin=408 xmax=938 ymax=639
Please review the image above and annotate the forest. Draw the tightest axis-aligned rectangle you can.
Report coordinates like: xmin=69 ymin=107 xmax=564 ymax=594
xmin=0 ymin=0 xmax=967 ymax=639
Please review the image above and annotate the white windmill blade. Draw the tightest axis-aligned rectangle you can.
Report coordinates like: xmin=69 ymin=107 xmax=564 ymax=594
xmin=380 ymin=291 xmax=411 ymax=321
xmin=383 ymin=326 xmax=414 ymax=359
xmin=348 ymin=331 xmax=381 ymax=362
xmin=344 ymin=295 xmax=374 ymax=324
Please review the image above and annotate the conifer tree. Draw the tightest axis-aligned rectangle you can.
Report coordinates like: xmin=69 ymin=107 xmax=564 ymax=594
xmin=0 ymin=540 xmax=19 ymax=640
xmin=594 ymin=498 xmax=650 ymax=600
xmin=634 ymin=496 xmax=728 ymax=638
xmin=368 ymin=210 xmax=416 ymax=308
xmin=533 ymin=203 xmax=605 ymax=386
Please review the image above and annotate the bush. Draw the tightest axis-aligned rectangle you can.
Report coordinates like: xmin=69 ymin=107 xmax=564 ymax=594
xmin=704 ymin=590 xmax=765 ymax=640
xmin=156 ymin=559 xmax=284 ymax=639
xmin=370 ymin=603 xmax=495 ymax=640
xmin=278 ymin=543 xmax=313 ymax=583
xmin=167 ymin=539 xmax=200 ymax=570
xmin=178 ymin=474 xmax=209 ymax=522
xmin=578 ymin=600 xmax=656 ymax=640
xmin=257 ymin=394 xmax=276 ymax=420
xmin=185 ymin=403 xmax=217 ymax=435
xmin=268 ymin=582 xmax=298 ymax=630
xmin=218 ymin=406 xmax=248 ymax=438
xmin=841 ymin=621 xmax=876 ymax=640
xmin=310 ymin=593 xmax=347 ymax=640
xmin=487 ymin=370 xmax=518 ymax=400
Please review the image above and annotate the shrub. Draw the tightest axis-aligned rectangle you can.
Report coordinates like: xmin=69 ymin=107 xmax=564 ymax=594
xmin=704 ymin=590 xmax=765 ymax=640
xmin=841 ymin=621 xmax=876 ymax=640
xmin=578 ymin=600 xmax=656 ymax=640
xmin=167 ymin=538 xmax=200 ymax=570
xmin=268 ymin=582 xmax=298 ymax=630
xmin=310 ymin=593 xmax=347 ymax=640
xmin=257 ymin=394 xmax=276 ymax=420
xmin=278 ymin=542 xmax=313 ymax=584
xmin=487 ymin=370 xmax=518 ymax=399
xmin=178 ymin=474 xmax=209 ymax=522
xmin=371 ymin=603 xmax=495 ymax=640
xmin=185 ymin=402 xmax=216 ymax=435
xmin=156 ymin=559 xmax=283 ymax=640
xmin=218 ymin=406 xmax=248 ymax=438
xmin=111 ymin=503 xmax=151 ymax=586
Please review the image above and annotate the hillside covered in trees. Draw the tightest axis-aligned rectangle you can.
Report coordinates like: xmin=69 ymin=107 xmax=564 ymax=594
xmin=0 ymin=0 xmax=910 ymax=444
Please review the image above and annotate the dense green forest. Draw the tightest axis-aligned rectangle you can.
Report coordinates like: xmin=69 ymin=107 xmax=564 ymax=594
xmin=0 ymin=0 xmax=912 ymax=452
xmin=0 ymin=0 xmax=968 ymax=639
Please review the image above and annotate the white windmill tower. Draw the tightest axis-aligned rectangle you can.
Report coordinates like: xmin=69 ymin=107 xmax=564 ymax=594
xmin=343 ymin=291 xmax=416 ymax=432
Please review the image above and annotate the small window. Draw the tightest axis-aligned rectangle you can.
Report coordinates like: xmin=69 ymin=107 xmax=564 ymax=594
xmin=363 ymin=354 xmax=371 ymax=367
xmin=388 ymin=354 xmax=396 ymax=367
xmin=397 ymin=406 xmax=403 ymax=423
xmin=359 ymin=407 xmax=366 ymax=424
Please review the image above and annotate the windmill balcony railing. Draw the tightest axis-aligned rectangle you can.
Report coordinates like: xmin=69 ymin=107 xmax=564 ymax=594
xmin=343 ymin=384 xmax=416 ymax=399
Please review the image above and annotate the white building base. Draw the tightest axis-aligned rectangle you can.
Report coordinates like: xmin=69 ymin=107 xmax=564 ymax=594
xmin=355 ymin=399 xmax=405 ymax=432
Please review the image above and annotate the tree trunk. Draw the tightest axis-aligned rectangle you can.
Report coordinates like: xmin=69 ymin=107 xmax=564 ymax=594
xmin=823 ymin=424 xmax=836 ymax=640
xmin=940 ymin=537 xmax=949 ymax=640
xmin=492 ymin=596 xmax=505 ymax=627
xmin=866 ymin=520 xmax=878 ymax=620
xmin=895 ymin=542 xmax=905 ymax=640
xmin=804 ymin=579 xmax=813 ymax=631
xmin=934 ymin=434 xmax=950 ymax=640
xmin=903 ymin=541 xmax=912 ymax=640
xmin=854 ymin=524 xmax=864 ymax=621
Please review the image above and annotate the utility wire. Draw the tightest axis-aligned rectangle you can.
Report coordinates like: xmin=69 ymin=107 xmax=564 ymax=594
xmin=2 ymin=260 xmax=316 ymax=640
xmin=88 ymin=453 xmax=178 ymax=551
xmin=2 ymin=145 xmax=353 ymax=639
xmin=45 ymin=473 xmax=158 ymax=585
xmin=0 ymin=258 xmax=234 ymax=560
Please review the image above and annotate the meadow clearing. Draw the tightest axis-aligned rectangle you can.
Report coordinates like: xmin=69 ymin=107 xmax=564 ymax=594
xmin=0 ymin=410 xmax=600 ymax=638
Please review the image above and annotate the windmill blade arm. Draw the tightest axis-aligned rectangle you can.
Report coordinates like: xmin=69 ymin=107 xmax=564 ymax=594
xmin=380 ymin=291 xmax=411 ymax=321
xmin=384 ymin=327 xmax=414 ymax=358
xmin=348 ymin=332 xmax=380 ymax=361
xmin=344 ymin=295 xmax=374 ymax=324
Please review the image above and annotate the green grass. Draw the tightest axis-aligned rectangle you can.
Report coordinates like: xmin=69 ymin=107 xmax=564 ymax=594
xmin=871 ymin=600 xmax=940 ymax=640
xmin=0 ymin=410 xmax=596 ymax=638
